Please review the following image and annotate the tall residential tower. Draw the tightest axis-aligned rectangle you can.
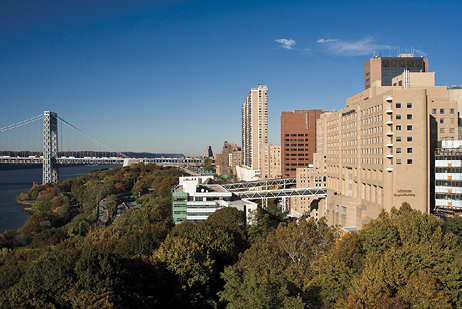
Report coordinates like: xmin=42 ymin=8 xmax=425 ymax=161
xmin=241 ymin=85 xmax=268 ymax=170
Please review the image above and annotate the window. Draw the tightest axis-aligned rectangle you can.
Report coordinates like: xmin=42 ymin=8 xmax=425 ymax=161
xmin=407 ymin=159 xmax=413 ymax=164
xmin=407 ymin=103 xmax=412 ymax=108
xmin=440 ymin=118 xmax=445 ymax=124
xmin=450 ymin=108 xmax=455 ymax=114
xmin=396 ymin=136 xmax=402 ymax=142
xmin=396 ymin=158 xmax=402 ymax=165
xmin=407 ymin=136 xmax=413 ymax=142
xmin=407 ymin=148 xmax=412 ymax=153
xmin=396 ymin=148 xmax=402 ymax=153
xmin=450 ymin=118 xmax=455 ymax=124
xmin=396 ymin=114 xmax=402 ymax=120
xmin=450 ymin=128 xmax=455 ymax=134
xmin=441 ymin=128 xmax=445 ymax=134
xmin=407 ymin=114 xmax=412 ymax=120
xmin=432 ymin=109 xmax=437 ymax=114
xmin=396 ymin=103 xmax=401 ymax=108
xmin=440 ymin=109 xmax=445 ymax=114
xmin=396 ymin=125 xmax=402 ymax=131
xmin=407 ymin=125 xmax=413 ymax=131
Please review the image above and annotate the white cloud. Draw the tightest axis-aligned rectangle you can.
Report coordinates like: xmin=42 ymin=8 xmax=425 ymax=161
xmin=414 ymin=49 xmax=427 ymax=56
xmin=317 ymin=36 xmax=392 ymax=56
xmin=316 ymin=39 xmax=338 ymax=43
xmin=275 ymin=39 xmax=296 ymax=50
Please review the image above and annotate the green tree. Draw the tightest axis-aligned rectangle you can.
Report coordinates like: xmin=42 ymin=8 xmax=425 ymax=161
xmin=206 ymin=207 xmax=246 ymax=232
xmin=226 ymin=217 xmax=339 ymax=306
xmin=154 ymin=235 xmax=215 ymax=306
xmin=442 ymin=216 xmax=462 ymax=246
xmin=20 ymin=251 xmax=78 ymax=306
xmin=219 ymin=267 xmax=304 ymax=309
xmin=75 ymin=247 xmax=124 ymax=293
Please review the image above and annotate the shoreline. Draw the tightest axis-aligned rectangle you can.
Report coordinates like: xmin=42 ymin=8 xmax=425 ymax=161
xmin=16 ymin=201 xmax=37 ymax=214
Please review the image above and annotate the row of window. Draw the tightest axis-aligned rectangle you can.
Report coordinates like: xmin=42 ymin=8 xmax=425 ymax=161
xmin=394 ymin=102 xmax=412 ymax=108
xmin=395 ymin=114 xmax=413 ymax=120
xmin=436 ymin=167 xmax=462 ymax=173
xmin=436 ymin=194 xmax=462 ymax=201
xmin=395 ymin=125 xmax=413 ymax=131
xmin=396 ymin=158 xmax=413 ymax=165
xmin=432 ymin=108 xmax=455 ymax=114
xmin=436 ymin=180 xmax=462 ymax=187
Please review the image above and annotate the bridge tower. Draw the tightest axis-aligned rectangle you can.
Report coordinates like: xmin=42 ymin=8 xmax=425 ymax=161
xmin=43 ymin=111 xmax=58 ymax=184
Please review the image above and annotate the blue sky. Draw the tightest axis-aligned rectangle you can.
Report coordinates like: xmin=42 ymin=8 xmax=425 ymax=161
xmin=1 ymin=0 xmax=461 ymax=156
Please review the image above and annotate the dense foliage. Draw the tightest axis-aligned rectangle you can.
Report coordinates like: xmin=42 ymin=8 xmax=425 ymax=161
xmin=1 ymin=167 xmax=462 ymax=308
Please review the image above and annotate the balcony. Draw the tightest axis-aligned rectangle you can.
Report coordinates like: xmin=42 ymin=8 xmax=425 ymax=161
xmin=386 ymin=131 xmax=393 ymax=136
xmin=386 ymin=120 xmax=393 ymax=125
xmin=386 ymin=143 xmax=393 ymax=148
xmin=386 ymin=153 xmax=393 ymax=158
xmin=386 ymin=165 xmax=393 ymax=172
xmin=386 ymin=96 xmax=393 ymax=102
xmin=386 ymin=108 xmax=393 ymax=114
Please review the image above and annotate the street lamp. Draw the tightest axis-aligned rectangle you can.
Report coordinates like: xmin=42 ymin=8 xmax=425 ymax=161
xmin=79 ymin=220 xmax=86 ymax=236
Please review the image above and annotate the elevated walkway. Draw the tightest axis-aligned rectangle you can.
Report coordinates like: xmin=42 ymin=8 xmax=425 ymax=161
xmin=234 ymin=186 xmax=327 ymax=199
xmin=222 ymin=178 xmax=296 ymax=190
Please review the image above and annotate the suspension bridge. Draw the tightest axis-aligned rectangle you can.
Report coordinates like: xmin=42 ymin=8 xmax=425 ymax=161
xmin=0 ymin=111 xmax=202 ymax=184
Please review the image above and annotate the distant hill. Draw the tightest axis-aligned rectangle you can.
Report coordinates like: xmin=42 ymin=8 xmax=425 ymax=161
xmin=123 ymin=152 xmax=185 ymax=159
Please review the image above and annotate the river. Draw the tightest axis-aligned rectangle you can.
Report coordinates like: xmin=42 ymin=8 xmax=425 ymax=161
xmin=0 ymin=164 xmax=121 ymax=234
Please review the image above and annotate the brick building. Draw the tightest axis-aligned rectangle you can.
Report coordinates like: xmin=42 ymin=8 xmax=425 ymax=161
xmin=281 ymin=110 xmax=326 ymax=178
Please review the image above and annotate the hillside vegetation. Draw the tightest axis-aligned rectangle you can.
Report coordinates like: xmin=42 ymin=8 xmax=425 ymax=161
xmin=0 ymin=165 xmax=461 ymax=308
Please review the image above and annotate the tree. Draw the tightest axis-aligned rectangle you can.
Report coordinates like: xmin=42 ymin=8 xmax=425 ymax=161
xmin=20 ymin=250 xmax=78 ymax=307
xmin=206 ymin=207 xmax=246 ymax=232
xmin=219 ymin=267 xmax=304 ymax=309
xmin=75 ymin=247 xmax=124 ymax=293
xmin=225 ymin=217 xmax=339 ymax=306
xmin=320 ymin=203 xmax=462 ymax=309
xmin=246 ymin=207 xmax=279 ymax=246
xmin=442 ymin=216 xmax=462 ymax=246
xmin=154 ymin=235 xmax=215 ymax=306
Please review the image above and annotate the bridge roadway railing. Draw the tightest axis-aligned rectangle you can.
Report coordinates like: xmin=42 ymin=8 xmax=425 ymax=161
xmin=222 ymin=178 xmax=296 ymax=190
xmin=234 ymin=186 xmax=327 ymax=199
xmin=0 ymin=156 xmax=125 ymax=165
xmin=0 ymin=156 xmax=203 ymax=166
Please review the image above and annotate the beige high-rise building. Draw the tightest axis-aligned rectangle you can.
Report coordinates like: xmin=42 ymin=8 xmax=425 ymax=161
xmin=313 ymin=69 xmax=457 ymax=229
xmin=259 ymin=144 xmax=281 ymax=179
xmin=291 ymin=152 xmax=327 ymax=217
xmin=447 ymin=86 xmax=462 ymax=138
xmin=242 ymin=85 xmax=268 ymax=170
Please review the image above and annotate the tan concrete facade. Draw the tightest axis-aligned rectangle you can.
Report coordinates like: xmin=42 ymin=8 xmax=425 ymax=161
xmin=259 ymin=144 xmax=281 ymax=179
xmin=242 ymin=85 xmax=268 ymax=170
xmin=317 ymin=71 xmax=457 ymax=229
xmin=364 ymin=55 xmax=428 ymax=90
xmin=291 ymin=153 xmax=327 ymax=217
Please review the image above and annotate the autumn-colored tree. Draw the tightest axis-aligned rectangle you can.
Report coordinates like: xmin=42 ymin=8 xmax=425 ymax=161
xmin=154 ymin=235 xmax=215 ymax=307
xmin=219 ymin=267 xmax=304 ymax=309
xmin=224 ymin=217 xmax=339 ymax=306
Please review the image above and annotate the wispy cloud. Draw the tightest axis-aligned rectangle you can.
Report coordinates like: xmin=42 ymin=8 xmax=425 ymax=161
xmin=414 ymin=49 xmax=427 ymax=56
xmin=316 ymin=36 xmax=392 ymax=56
xmin=275 ymin=39 xmax=296 ymax=50
xmin=316 ymin=39 xmax=338 ymax=43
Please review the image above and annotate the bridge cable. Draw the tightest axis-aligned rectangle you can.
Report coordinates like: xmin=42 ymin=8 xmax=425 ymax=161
xmin=57 ymin=116 xmax=129 ymax=158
